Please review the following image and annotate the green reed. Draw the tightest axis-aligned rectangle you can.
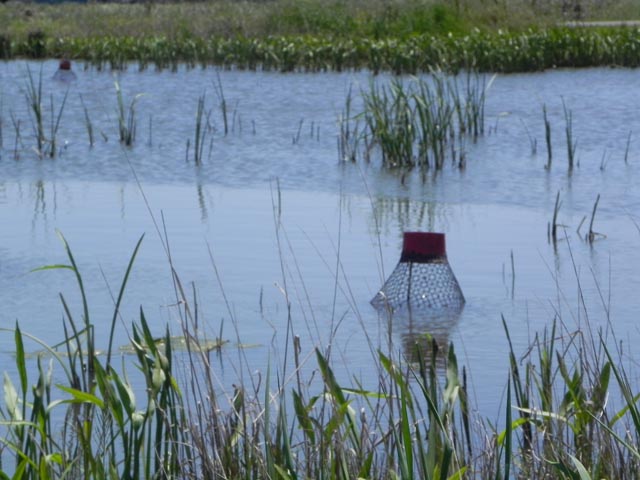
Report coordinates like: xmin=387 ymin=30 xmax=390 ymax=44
xmin=362 ymin=78 xmax=416 ymax=168
xmin=358 ymin=72 xmax=489 ymax=171
xmin=46 ymin=90 xmax=69 ymax=158
xmin=549 ymin=190 xmax=563 ymax=244
xmin=587 ymin=193 xmax=602 ymax=243
xmin=23 ymin=66 xmax=69 ymax=158
xmin=189 ymin=93 xmax=211 ymax=165
xmin=521 ymin=118 xmax=537 ymax=155
xmin=115 ymin=79 xmax=141 ymax=146
xmin=502 ymin=315 xmax=632 ymax=479
xmin=562 ymin=98 xmax=577 ymax=171
xmin=543 ymin=104 xmax=552 ymax=169
xmin=24 ymin=66 xmax=45 ymax=155
xmin=624 ymin=131 xmax=632 ymax=164
xmin=1 ymin=233 xmax=193 ymax=479
xmin=213 ymin=72 xmax=229 ymax=136
xmin=10 ymin=112 xmax=21 ymax=160
xmin=79 ymin=94 xmax=94 ymax=148
xmin=337 ymin=85 xmax=360 ymax=162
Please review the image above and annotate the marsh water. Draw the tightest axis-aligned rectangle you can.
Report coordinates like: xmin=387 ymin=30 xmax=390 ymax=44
xmin=1 ymin=60 xmax=640 ymax=417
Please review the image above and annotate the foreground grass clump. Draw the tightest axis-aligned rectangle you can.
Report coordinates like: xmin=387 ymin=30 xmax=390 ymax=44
xmin=2 ymin=235 xmax=640 ymax=478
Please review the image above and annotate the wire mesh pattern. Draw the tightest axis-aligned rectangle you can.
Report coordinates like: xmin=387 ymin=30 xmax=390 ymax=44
xmin=371 ymin=258 xmax=465 ymax=311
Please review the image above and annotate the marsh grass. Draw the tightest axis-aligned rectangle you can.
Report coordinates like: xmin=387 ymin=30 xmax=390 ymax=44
xmin=586 ymin=193 xmax=602 ymax=243
xmin=213 ymin=72 xmax=229 ymax=137
xmin=7 ymin=232 xmax=195 ymax=479
xmin=24 ymin=66 xmax=45 ymax=155
xmin=543 ymin=104 xmax=553 ymax=169
xmin=10 ymin=112 xmax=22 ymax=161
xmin=115 ymin=78 xmax=142 ymax=146
xmin=562 ymin=98 xmax=577 ymax=171
xmin=337 ymin=85 xmax=361 ymax=162
xmin=357 ymin=72 xmax=490 ymax=171
xmin=624 ymin=130 xmax=632 ymax=164
xmin=549 ymin=190 xmax=563 ymax=244
xmin=46 ymin=89 xmax=69 ymax=158
xmin=79 ymin=94 xmax=94 ymax=148
xmin=23 ymin=66 xmax=68 ymax=158
xmin=189 ymin=92 xmax=212 ymax=165
xmin=520 ymin=118 xmax=537 ymax=155
xmin=502 ymin=317 xmax=634 ymax=479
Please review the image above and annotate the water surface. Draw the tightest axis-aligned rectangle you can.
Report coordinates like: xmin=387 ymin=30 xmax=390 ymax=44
xmin=1 ymin=61 xmax=639 ymax=416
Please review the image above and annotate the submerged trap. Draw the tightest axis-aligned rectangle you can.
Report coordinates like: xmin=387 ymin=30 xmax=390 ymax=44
xmin=371 ymin=232 xmax=464 ymax=311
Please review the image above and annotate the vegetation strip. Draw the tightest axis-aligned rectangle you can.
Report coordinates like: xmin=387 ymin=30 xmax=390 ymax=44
xmin=4 ymin=26 xmax=640 ymax=72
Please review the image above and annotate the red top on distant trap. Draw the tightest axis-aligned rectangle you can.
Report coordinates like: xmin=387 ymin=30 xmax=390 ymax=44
xmin=400 ymin=232 xmax=446 ymax=262
xmin=59 ymin=59 xmax=71 ymax=71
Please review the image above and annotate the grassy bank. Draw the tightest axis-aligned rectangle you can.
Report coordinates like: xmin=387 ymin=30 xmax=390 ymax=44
xmin=1 ymin=0 xmax=640 ymax=71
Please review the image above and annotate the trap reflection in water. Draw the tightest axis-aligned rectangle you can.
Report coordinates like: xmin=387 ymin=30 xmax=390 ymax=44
xmin=396 ymin=305 xmax=463 ymax=369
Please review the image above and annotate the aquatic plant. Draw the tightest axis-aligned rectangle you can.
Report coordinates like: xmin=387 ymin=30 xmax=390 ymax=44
xmin=624 ymin=131 xmax=632 ymax=164
xmin=114 ymin=78 xmax=142 ymax=146
xmin=24 ymin=66 xmax=45 ymax=155
xmin=549 ymin=190 xmax=563 ymax=244
xmin=502 ymin=313 xmax=633 ymax=478
xmin=356 ymin=72 xmax=490 ymax=171
xmin=0 ymin=233 xmax=190 ymax=478
xmin=520 ymin=118 xmax=537 ymax=155
xmin=213 ymin=72 xmax=229 ymax=136
xmin=337 ymin=85 xmax=361 ymax=162
xmin=10 ymin=112 xmax=22 ymax=160
xmin=188 ymin=93 xmax=212 ymax=165
xmin=46 ymin=90 xmax=69 ymax=158
xmin=79 ymin=94 xmax=94 ymax=148
xmin=562 ymin=97 xmax=577 ymax=171
xmin=587 ymin=193 xmax=602 ymax=243
xmin=543 ymin=103 xmax=552 ymax=169
xmin=22 ymin=66 xmax=68 ymax=158
xmin=292 ymin=118 xmax=304 ymax=144
xmin=362 ymin=78 xmax=415 ymax=168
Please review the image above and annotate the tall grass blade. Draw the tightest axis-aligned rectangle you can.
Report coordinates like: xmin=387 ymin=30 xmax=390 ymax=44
xmin=105 ymin=234 xmax=144 ymax=369
xmin=543 ymin=104 xmax=552 ymax=169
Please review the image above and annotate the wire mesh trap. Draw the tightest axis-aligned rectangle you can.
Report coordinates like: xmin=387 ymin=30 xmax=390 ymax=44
xmin=371 ymin=232 xmax=465 ymax=312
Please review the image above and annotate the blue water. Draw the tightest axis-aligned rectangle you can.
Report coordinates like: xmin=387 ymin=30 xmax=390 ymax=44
xmin=1 ymin=61 xmax=639 ymax=418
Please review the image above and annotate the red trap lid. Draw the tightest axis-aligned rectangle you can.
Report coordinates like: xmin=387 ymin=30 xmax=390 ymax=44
xmin=400 ymin=232 xmax=447 ymax=262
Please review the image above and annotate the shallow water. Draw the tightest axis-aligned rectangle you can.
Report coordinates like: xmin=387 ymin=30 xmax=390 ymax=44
xmin=1 ymin=60 xmax=639 ymax=416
